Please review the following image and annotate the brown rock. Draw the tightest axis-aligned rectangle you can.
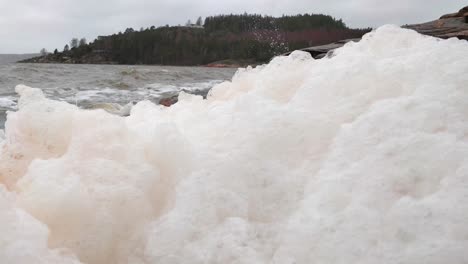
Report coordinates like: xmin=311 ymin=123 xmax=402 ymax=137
xmin=440 ymin=6 xmax=468 ymax=20
xmin=458 ymin=6 xmax=468 ymax=16
xmin=440 ymin=12 xmax=459 ymax=19
xmin=159 ymin=96 xmax=179 ymax=107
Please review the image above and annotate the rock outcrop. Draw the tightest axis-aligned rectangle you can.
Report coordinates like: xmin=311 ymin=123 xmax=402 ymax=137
xmin=439 ymin=6 xmax=468 ymax=20
xmin=281 ymin=38 xmax=360 ymax=58
xmin=404 ymin=6 xmax=468 ymax=40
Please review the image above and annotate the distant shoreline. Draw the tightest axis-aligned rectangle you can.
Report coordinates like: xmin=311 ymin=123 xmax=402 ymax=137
xmin=0 ymin=53 xmax=39 ymax=64
xmin=18 ymin=57 xmax=260 ymax=68
xmin=16 ymin=60 xmax=252 ymax=68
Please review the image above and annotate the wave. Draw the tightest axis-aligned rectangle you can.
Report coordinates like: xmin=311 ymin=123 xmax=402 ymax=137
xmin=0 ymin=97 xmax=17 ymax=109
xmin=119 ymin=68 xmax=177 ymax=81
xmin=1 ymin=25 xmax=468 ymax=264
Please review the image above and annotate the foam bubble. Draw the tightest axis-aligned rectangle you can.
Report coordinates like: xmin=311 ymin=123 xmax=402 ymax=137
xmin=1 ymin=25 xmax=468 ymax=264
xmin=0 ymin=186 xmax=83 ymax=264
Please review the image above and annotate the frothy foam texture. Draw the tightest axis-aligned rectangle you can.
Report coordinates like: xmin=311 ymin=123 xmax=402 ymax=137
xmin=1 ymin=25 xmax=468 ymax=264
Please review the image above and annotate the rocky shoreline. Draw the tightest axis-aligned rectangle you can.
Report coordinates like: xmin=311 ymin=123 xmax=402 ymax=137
xmin=20 ymin=53 xmax=260 ymax=68
xmin=19 ymin=51 xmax=118 ymax=65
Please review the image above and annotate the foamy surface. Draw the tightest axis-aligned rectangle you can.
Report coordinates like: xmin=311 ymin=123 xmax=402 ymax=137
xmin=1 ymin=25 xmax=468 ymax=264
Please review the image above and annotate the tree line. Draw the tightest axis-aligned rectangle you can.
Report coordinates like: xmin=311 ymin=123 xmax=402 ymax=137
xmin=40 ymin=37 xmax=87 ymax=55
xmin=49 ymin=13 xmax=371 ymax=65
xmin=203 ymin=13 xmax=348 ymax=33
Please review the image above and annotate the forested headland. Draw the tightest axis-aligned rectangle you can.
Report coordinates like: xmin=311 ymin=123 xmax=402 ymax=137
xmin=23 ymin=13 xmax=371 ymax=66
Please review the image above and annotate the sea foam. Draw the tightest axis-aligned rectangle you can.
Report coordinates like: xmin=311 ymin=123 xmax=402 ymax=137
xmin=1 ymin=25 xmax=468 ymax=264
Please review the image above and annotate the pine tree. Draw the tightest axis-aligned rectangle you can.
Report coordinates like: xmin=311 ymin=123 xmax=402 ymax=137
xmin=196 ymin=17 xmax=203 ymax=26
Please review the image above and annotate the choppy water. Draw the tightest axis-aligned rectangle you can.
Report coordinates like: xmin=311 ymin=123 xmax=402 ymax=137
xmin=0 ymin=63 xmax=236 ymax=127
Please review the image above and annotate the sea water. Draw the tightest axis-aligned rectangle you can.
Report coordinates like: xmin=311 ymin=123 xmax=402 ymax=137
xmin=0 ymin=63 xmax=236 ymax=126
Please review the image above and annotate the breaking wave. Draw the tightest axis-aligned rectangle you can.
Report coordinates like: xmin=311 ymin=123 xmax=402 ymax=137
xmin=1 ymin=25 xmax=468 ymax=264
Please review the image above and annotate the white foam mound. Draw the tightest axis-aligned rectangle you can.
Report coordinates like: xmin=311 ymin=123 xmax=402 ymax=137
xmin=1 ymin=25 xmax=468 ymax=264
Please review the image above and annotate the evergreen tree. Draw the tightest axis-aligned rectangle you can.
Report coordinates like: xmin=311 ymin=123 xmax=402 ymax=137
xmin=70 ymin=38 xmax=79 ymax=48
xmin=196 ymin=17 xmax=203 ymax=26
xmin=79 ymin=38 xmax=87 ymax=47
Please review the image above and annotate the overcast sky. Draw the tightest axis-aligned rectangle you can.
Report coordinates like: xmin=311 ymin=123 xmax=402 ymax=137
xmin=0 ymin=0 xmax=465 ymax=53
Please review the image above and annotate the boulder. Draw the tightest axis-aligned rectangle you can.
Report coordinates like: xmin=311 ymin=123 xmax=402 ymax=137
xmin=158 ymin=95 xmax=179 ymax=107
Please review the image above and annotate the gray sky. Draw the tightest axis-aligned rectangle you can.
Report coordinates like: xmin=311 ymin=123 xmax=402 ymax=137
xmin=0 ymin=0 xmax=465 ymax=53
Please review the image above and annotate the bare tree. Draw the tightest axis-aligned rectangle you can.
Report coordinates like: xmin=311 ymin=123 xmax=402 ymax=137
xmin=64 ymin=44 xmax=69 ymax=52
xmin=70 ymin=38 xmax=79 ymax=48
xmin=79 ymin=38 xmax=87 ymax=47
xmin=40 ymin=48 xmax=48 ymax=56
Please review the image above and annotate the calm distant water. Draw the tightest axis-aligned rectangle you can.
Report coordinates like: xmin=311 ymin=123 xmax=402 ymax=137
xmin=0 ymin=63 xmax=237 ymax=128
